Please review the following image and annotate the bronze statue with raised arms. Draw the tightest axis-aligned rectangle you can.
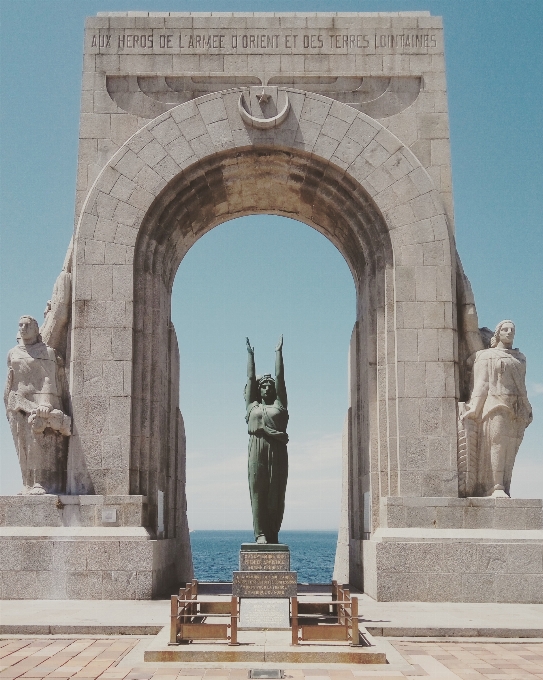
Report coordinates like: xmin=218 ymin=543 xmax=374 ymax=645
xmin=245 ymin=335 xmax=288 ymax=544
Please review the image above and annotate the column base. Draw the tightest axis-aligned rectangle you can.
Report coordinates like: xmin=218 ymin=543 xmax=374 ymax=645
xmin=0 ymin=495 xmax=193 ymax=599
xmin=362 ymin=526 xmax=543 ymax=603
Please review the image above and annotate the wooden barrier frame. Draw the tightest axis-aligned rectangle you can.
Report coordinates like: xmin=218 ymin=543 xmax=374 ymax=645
xmin=169 ymin=580 xmax=239 ymax=645
xmin=291 ymin=581 xmax=359 ymax=646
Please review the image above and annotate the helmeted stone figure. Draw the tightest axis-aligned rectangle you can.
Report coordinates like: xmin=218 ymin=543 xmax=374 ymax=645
xmin=462 ymin=320 xmax=532 ymax=497
xmin=4 ymin=316 xmax=71 ymax=494
xmin=245 ymin=336 xmax=288 ymax=544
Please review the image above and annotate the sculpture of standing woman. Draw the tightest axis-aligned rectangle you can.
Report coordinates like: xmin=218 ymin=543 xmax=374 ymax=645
xmin=462 ymin=320 xmax=532 ymax=497
xmin=245 ymin=336 xmax=288 ymax=544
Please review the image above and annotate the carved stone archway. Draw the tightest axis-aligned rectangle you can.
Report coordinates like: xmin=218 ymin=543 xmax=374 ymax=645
xmin=69 ymin=88 xmax=457 ymax=590
xmin=3 ymin=11 xmax=538 ymax=605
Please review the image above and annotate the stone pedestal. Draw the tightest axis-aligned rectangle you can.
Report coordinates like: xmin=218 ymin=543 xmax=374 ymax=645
xmin=361 ymin=497 xmax=543 ymax=603
xmin=234 ymin=544 xmax=296 ymax=629
xmin=0 ymin=495 xmax=193 ymax=599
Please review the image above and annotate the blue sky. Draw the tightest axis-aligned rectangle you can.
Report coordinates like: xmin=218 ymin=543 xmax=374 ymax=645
xmin=1 ymin=0 xmax=541 ymax=529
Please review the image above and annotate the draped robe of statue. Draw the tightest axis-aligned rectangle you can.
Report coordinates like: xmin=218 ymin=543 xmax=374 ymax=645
xmin=5 ymin=332 xmax=71 ymax=493
xmin=468 ymin=346 xmax=532 ymax=496
xmin=246 ymin=397 xmax=289 ymax=544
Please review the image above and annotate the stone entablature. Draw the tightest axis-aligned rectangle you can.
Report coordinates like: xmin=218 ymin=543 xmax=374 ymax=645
xmin=77 ymin=11 xmax=453 ymax=229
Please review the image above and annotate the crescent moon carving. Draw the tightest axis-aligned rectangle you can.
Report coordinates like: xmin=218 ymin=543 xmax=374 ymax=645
xmin=238 ymin=91 xmax=290 ymax=130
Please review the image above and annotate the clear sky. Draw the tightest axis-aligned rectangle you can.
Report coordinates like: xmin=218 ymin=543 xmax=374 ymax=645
xmin=1 ymin=0 xmax=542 ymax=530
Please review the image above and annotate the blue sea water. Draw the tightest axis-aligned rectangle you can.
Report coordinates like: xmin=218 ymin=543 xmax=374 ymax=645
xmin=190 ymin=530 xmax=338 ymax=583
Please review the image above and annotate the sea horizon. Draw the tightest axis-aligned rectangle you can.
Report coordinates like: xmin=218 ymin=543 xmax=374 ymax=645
xmin=190 ymin=529 xmax=338 ymax=583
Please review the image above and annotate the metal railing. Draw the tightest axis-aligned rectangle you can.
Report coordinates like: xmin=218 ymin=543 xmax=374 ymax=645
xmin=169 ymin=579 xmax=239 ymax=645
xmin=291 ymin=580 xmax=359 ymax=646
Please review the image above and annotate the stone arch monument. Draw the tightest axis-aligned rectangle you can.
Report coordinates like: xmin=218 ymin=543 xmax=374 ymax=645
xmin=2 ymin=12 xmax=540 ymax=603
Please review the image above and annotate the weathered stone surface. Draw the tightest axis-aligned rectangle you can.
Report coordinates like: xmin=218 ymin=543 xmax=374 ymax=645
xmin=0 ymin=495 xmax=148 ymax=528
xmin=381 ymin=496 xmax=543 ymax=530
xmin=0 ymin=531 xmax=185 ymax=600
xmin=363 ymin=528 xmax=543 ymax=603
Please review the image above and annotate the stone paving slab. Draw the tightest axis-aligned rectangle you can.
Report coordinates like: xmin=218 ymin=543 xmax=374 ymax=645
xmin=0 ymin=602 xmax=167 ymax=635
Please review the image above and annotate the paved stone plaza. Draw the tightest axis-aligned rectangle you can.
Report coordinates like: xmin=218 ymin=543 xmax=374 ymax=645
xmin=2 ymin=596 xmax=542 ymax=638
xmin=1 ymin=637 xmax=543 ymax=679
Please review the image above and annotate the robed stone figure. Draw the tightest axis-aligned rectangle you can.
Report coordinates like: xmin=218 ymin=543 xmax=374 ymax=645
xmin=4 ymin=316 xmax=71 ymax=494
xmin=245 ymin=336 xmax=288 ymax=544
xmin=462 ymin=320 xmax=532 ymax=497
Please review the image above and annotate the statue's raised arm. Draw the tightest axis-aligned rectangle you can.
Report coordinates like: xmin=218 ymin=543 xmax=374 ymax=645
xmin=245 ymin=337 xmax=257 ymax=408
xmin=275 ymin=335 xmax=287 ymax=409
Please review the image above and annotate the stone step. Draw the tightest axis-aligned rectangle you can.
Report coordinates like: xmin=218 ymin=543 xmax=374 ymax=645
xmin=144 ymin=625 xmax=387 ymax=664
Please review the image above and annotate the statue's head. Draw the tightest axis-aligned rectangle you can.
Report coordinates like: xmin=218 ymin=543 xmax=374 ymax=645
xmin=17 ymin=316 xmax=41 ymax=345
xmin=490 ymin=320 xmax=515 ymax=349
xmin=257 ymin=374 xmax=276 ymax=404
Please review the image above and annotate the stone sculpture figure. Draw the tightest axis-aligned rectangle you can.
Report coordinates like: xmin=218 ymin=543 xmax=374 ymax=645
xmin=4 ymin=316 xmax=71 ymax=494
xmin=245 ymin=335 xmax=288 ymax=544
xmin=462 ymin=320 xmax=532 ymax=497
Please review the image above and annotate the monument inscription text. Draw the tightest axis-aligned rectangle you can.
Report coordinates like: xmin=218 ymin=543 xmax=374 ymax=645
xmin=240 ymin=551 xmax=290 ymax=571
xmin=89 ymin=30 xmax=439 ymax=53
xmin=232 ymin=571 xmax=297 ymax=598
xmin=239 ymin=598 xmax=290 ymax=629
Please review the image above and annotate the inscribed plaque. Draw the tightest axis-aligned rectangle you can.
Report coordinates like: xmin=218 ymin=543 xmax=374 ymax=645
xmin=232 ymin=571 xmax=297 ymax=597
xmin=240 ymin=551 xmax=290 ymax=571
xmin=239 ymin=598 xmax=290 ymax=629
